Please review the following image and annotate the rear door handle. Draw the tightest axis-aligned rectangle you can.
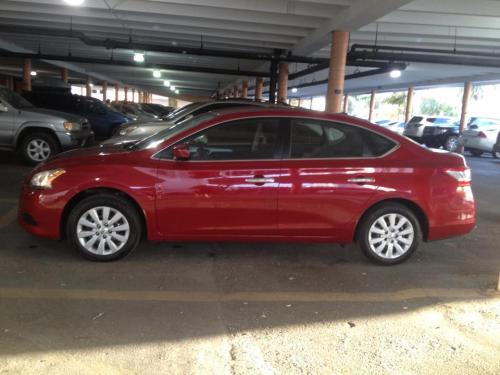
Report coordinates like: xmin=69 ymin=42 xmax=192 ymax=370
xmin=245 ymin=178 xmax=275 ymax=184
xmin=348 ymin=177 xmax=375 ymax=184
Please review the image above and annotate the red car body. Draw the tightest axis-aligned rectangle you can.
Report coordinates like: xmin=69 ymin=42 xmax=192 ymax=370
xmin=18 ymin=110 xmax=475 ymax=250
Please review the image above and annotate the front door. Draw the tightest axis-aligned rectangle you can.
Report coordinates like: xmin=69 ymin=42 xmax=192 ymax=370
xmin=155 ymin=117 xmax=286 ymax=239
xmin=278 ymin=118 xmax=397 ymax=240
xmin=0 ymin=100 xmax=14 ymax=147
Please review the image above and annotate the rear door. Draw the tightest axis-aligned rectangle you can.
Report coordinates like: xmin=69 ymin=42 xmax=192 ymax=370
xmin=278 ymin=118 xmax=398 ymax=240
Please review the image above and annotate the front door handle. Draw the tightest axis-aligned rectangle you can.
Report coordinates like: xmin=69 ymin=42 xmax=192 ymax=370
xmin=245 ymin=177 xmax=275 ymax=185
xmin=348 ymin=176 xmax=375 ymax=185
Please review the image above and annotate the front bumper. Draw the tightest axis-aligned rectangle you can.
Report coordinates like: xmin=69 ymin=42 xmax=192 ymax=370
xmin=56 ymin=130 xmax=95 ymax=150
xmin=18 ymin=185 xmax=65 ymax=240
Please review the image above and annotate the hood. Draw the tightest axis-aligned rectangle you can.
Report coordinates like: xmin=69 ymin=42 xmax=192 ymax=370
xmin=101 ymin=122 xmax=174 ymax=145
xmin=23 ymin=107 xmax=86 ymax=123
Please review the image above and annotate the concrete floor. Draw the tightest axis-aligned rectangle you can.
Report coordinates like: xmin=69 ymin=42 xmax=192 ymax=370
xmin=0 ymin=151 xmax=499 ymax=374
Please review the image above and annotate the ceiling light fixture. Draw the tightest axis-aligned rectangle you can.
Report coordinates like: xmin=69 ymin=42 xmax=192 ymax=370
xmin=389 ymin=69 xmax=402 ymax=78
xmin=63 ymin=0 xmax=84 ymax=6
xmin=163 ymin=80 xmax=170 ymax=87
xmin=291 ymin=87 xmax=298 ymax=93
xmin=30 ymin=71 xmax=37 ymax=76
xmin=153 ymin=70 xmax=161 ymax=78
xmin=175 ymin=89 xmax=179 ymax=94
xmin=133 ymin=52 xmax=145 ymax=63
xmin=170 ymin=85 xmax=176 ymax=91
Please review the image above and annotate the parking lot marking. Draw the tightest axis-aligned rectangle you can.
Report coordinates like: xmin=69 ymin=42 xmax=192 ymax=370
xmin=0 ymin=206 xmax=17 ymax=229
xmin=0 ymin=287 xmax=497 ymax=303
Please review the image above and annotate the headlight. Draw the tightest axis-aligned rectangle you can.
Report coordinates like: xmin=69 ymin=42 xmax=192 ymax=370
xmin=63 ymin=122 xmax=82 ymax=131
xmin=119 ymin=126 xmax=137 ymax=136
xmin=30 ymin=169 xmax=66 ymax=189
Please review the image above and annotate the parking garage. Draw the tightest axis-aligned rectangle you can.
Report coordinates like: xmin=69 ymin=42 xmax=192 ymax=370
xmin=1 ymin=0 xmax=500 ymax=374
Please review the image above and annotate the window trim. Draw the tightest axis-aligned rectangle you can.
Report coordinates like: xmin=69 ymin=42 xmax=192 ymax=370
xmin=152 ymin=115 xmax=400 ymax=162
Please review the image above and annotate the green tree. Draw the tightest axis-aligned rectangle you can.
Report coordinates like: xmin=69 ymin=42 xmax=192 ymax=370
xmin=420 ymin=97 xmax=456 ymax=117
xmin=383 ymin=92 xmax=407 ymax=117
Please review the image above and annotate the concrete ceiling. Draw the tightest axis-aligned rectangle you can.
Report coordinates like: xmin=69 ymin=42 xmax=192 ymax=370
xmin=0 ymin=0 xmax=500 ymax=98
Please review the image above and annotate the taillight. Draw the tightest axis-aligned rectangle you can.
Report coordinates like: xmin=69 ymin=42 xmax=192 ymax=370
xmin=477 ymin=131 xmax=487 ymax=138
xmin=446 ymin=168 xmax=471 ymax=185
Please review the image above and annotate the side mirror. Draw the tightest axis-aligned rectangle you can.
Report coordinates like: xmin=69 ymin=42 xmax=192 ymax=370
xmin=0 ymin=102 xmax=8 ymax=113
xmin=172 ymin=143 xmax=190 ymax=160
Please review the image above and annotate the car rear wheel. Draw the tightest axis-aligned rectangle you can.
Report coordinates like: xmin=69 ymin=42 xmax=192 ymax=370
xmin=444 ymin=136 xmax=459 ymax=152
xmin=67 ymin=194 xmax=142 ymax=261
xmin=20 ymin=132 xmax=60 ymax=165
xmin=357 ymin=203 xmax=422 ymax=265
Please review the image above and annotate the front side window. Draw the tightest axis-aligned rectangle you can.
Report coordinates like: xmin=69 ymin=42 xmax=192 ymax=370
xmin=290 ymin=119 xmax=396 ymax=158
xmin=162 ymin=118 xmax=281 ymax=160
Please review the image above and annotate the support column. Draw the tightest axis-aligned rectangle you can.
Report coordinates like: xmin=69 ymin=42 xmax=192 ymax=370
xmin=343 ymin=94 xmax=349 ymax=113
xmin=22 ymin=59 xmax=31 ymax=92
xmin=124 ymin=86 xmax=128 ymax=102
xmin=233 ymin=85 xmax=238 ymax=98
xmin=61 ymin=68 xmax=68 ymax=83
xmin=368 ymin=91 xmax=376 ymax=122
xmin=269 ymin=60 xmax=278 ymax=103
xmin=405 ymin=87 xmax=414 ymax=123
xmin=133 ymin=88 xmax=137 ymax=103
xmin=241 ymin=80 xmax=248 ymax=98
xmin=115 ymin=84 xmax=119 ymax=102
xmin=277 ymin=62 xmax=289 ymax=104
xmin=102 ymin=81 xmax=108 ymax=102
xmin=255 ymin=77 xmax=263 ymax=101
xmin=86 ymin=76 xmax=91 ymax=97
xmin=325 ymin=31 xmax=349 ymax=113
xmin=6 ymin=76 xmax=14 ymax=90
xmin=459 ymin=81 xmax=473 ymax=135
xmin=138 ymin=91 xmax=142 ymax=103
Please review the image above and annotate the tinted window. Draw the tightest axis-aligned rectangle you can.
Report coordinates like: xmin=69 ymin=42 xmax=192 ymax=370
xmin=290 ymin=119 xmax=396 ymax=158
xmin=408 ymin=116 xmax=423 ymax=124
xmin=164 ymin=118 xmax=280 ymax=160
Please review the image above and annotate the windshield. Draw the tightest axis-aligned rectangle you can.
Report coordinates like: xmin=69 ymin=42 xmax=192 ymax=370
xmin=165 ymin=102 xmax=203 ymax=122
xmin=130 ymin=112 xmax=218 ymax=151
xmin=0 ymin=86 xmax=34 ymax=109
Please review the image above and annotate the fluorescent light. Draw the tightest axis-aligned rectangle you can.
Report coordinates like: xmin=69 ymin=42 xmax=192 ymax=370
xmin=291 ymin=87 xmax=298 ymax=93
xmin=163 ymin=80 xmax=170 ymax=87
xmin=63 ymin=0 xmax=84 ymax=5
xmin=170 ymin=85 xmax=176 ymax=91
xmin=153 ymin=70 xmax=161 ymax=78
xmin=133 ymin=52 xmax=145 ymax=63
xmin=390 ymin=69 xmax=402 ymax=78
xmin=175 ymin=89 xmax=179 ymax=94
xmin=30 ymin=71 xmax=37 ymax=76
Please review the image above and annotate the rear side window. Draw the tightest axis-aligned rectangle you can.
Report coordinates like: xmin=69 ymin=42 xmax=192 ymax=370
xmin=409 ymin=116 xmax=423 ymax=124
xmin=428 ymin=118 xmax=450 ymax=124
xmin=289 ymin=119 xmax=396 ymax=158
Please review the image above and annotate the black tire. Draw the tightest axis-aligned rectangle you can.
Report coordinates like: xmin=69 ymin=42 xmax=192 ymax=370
xmin=357 ymin=203 xmax=422 ymax=265
xmin=67 ymin=194 xmax=142 ymax=261
xmin=470 ymin=149 xmax=483 ymax=157
xmin=444 ymin=136 xmax=459 ymax=152
xmin=20 ymin=132 xmax=60 ymax=165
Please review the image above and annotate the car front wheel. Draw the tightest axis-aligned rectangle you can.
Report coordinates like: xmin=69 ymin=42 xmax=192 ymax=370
xmin=21 ymin=132 xmax=60 ymax=165
xmin=444 ymin=136 xmax=459 ymax=152
xmin=357 ymin=203 xmax=422 ymax=265
xmin=67 ymin=194 xmax=142 ymax=261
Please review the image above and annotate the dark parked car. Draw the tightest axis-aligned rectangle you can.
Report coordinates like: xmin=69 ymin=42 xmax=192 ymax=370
xmin=422 ymin=122 xmax=460 ymax=152
xmin=19 ymin=108 xmax=475 ymax=264
xmin=24 ymin=91 xmax=130 ymax=139
xmin=140 ymin=103 xmax=174 ymax=118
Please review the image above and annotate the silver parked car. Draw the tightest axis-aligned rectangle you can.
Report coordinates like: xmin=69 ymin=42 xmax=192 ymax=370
xmin=104 ymin=100 xmax=289 ymax=145
xmin=460 ymin=117 xmax=500 ymax=158
xmin=0 ymin=85 xmax=93 ymax=164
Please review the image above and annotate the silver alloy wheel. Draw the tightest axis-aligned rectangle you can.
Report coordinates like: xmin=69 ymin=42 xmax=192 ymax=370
xmin=445 ymin=136 xmax=459 ymax=152
xmin=76 ymin=206 xmax=130 ymax=255
xmin=27 ymin=139 xmax=51 ymax=161
xmin=368 ymin=213 xmax=414 ymax=260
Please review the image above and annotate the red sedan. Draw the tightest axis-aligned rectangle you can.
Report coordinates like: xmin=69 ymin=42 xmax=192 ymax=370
xmin=18 ymin=108 xmax=475 ymax=264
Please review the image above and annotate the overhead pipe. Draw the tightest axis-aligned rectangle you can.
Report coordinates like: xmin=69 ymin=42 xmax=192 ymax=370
xmin=0 ymin=51 xmax=271 ymax=78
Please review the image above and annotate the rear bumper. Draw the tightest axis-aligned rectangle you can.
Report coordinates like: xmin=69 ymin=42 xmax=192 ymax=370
xmin=427 ymin=185 xmax=476 ymax=241
xmin=18 ymin=185 xmax=64 ymax=240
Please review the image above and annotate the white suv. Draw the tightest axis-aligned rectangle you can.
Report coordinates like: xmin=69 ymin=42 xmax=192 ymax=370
xmin=403 ymin=116 xmax=452 ymax=142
